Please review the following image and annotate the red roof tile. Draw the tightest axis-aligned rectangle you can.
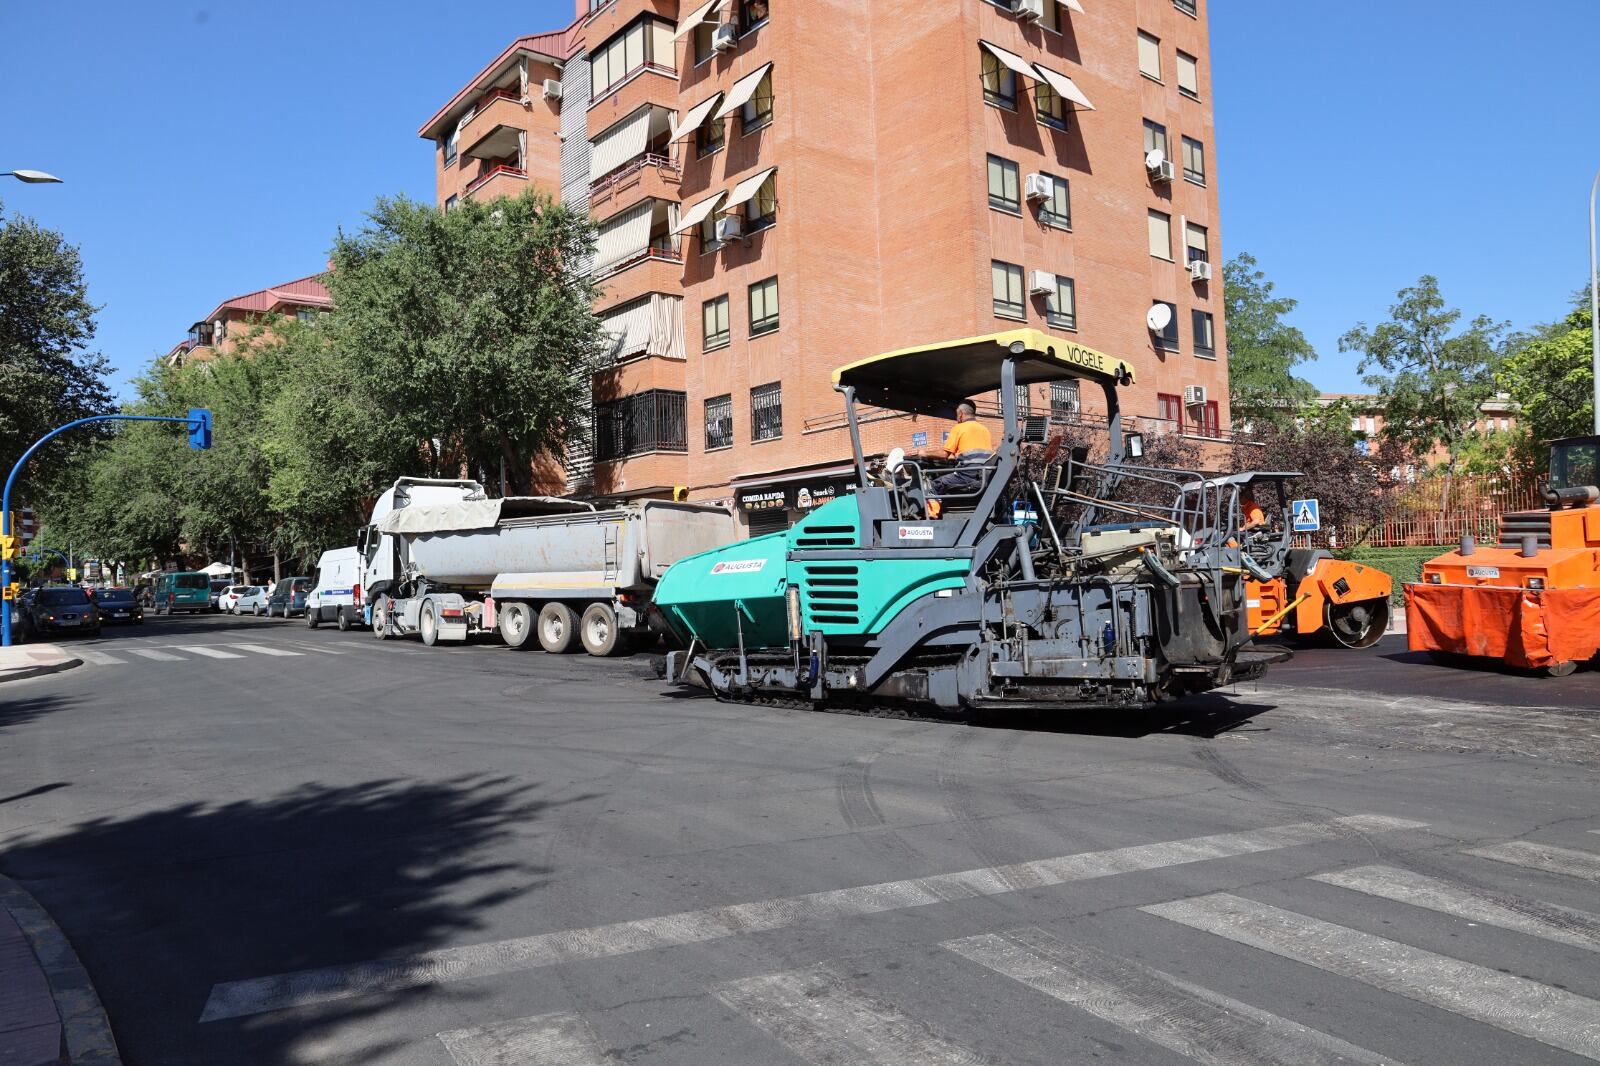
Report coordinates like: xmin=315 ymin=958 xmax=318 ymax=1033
xmin=190 ymin=272 xmax=331 ymax=329
xmin=418 ymin=21 xmax=582 ymax=139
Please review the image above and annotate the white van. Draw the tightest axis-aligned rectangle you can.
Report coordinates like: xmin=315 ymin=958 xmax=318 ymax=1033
xmin=306 ymin=546 xmax=363 ymax=630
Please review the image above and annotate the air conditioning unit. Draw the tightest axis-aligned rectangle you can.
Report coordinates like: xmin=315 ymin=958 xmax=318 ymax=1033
xmin=1028 ymin=269 xmax=1056 ymax=296
xmin=1024 ymin=173 xmax=1053 ymax=202
xmin=715 ymin=215 xmax=743 ymax=241
xmin=1015 ymin=0 xmax=1046 ymax=22
xmin=542 ymin=78 xmax=563 ymax=100
xmin=1184 ymin=385 xmax=1207 ymax=407
xmin=1188 ymin=259 xmax=1212 ymax=282
xmin=713 ymin=23 xmax=738 ymax=52
xmin=1148 ymin=158 xmax=1176 ymax=183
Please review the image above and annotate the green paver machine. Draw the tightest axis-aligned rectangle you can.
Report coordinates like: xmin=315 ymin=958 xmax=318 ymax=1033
xmin=657 ymin=329 xmax=1287 ymax=714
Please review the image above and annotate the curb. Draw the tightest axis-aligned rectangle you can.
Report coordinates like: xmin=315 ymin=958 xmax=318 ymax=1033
xmin=0 ymin=875 xmax=120 ymax=1065
xmin=0 ymin=657 xmax=83 ymax=685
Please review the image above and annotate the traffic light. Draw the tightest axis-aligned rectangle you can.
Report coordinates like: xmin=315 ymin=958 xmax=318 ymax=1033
xmin=2 ymin=582 xmax=17 ymax=602
xmin=0 ymin=533 xmax=15 ymax=561
xmin=188 ymin=408 xmax=213 ymax=450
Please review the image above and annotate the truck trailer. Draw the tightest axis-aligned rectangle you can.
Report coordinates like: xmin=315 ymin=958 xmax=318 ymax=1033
xmin=357 ymin=477 xmax=734 ymax=654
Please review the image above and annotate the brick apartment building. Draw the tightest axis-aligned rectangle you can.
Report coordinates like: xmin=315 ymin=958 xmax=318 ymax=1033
xmin=421 ymin=0 xmax=1228 ymax=535
xmin=1319 ymin=392 xmax=1520 ymax=462
xmin=165 ymin=273 xmax=331 ymax=367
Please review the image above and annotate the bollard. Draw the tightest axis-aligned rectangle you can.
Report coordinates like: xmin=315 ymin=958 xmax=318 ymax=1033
xmin=1521 ymin=535 xmax=1539 ymax=559
xmin=1460 ymin=534 xmax=1475 ymax=557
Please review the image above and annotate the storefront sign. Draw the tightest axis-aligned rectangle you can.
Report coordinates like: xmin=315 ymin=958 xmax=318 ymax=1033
xmin=737 ymin=489 xmax=788 ymax=512
xmin=795 ymin=482 xmax=844 ymax=510
xmin=737 ymin=479 xmax=853 ymax=513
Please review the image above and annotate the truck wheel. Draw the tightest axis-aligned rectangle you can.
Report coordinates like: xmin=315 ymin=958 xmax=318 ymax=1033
xmin=337 ymin=608 xmax=352 ymax=632
xmin=420 ymin=601 xmax=439 ymax=647
xmin=307 ymin=606 xmax=320 ymax=629
xmin=580 ymin=603 xmax=625 ymax=657
xmin=1545 ymin=660 xmax=1578 ymax=678
xmin=537 ymin=603 xmax=578 ymax=654
xmin=500 ymin=602 xmax=535 ymax=650
xmin=372 ymin=601 xmax=390 ymax=640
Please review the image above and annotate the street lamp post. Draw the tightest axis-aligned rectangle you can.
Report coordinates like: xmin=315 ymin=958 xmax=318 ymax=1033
xmin=1 ymin=170 xmax=63 ymax=184
xmin=1590 ymin=166 xmax=1600 ymax=435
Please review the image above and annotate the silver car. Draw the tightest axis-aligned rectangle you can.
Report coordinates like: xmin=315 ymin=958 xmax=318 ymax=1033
xmin=231 ymin=586 xmax=269 ymax=615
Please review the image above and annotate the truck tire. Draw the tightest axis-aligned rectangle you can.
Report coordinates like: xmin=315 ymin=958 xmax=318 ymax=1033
xmin=500 ymin=602 xmax=535 ymax=650
xmin=372 ymin=601 xmax=391 ymax=640
xmin=420 ymin=600 xmax=439 ymax=647
xmin=337 ymin=607 xmax=352 ymax=632
xmin=307 ymin=606 xmax=320 ymax=629
xmin=580 ymin=602 xmax=625 ymax=657
xmin=537 ymin=603 xmax=578 ymax=654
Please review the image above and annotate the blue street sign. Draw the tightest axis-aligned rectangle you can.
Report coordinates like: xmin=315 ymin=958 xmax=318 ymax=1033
xmin=189 ymin=408 xmax=213 ymax=450
xmin=911 ymin=431 xmax=928 ymax=447
xmin=1291 ymin=498 xmax=1321 ymax=533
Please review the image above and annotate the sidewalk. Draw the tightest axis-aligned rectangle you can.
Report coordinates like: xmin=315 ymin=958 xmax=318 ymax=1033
xmin=0 ymin=876 xmax=119 ymax=1065
xmin=0 ymin=645 xmax=81 ymax=685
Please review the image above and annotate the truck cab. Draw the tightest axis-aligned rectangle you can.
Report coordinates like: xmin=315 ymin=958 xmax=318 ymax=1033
xmin=356 ymin=478 xmax=486 ymax=606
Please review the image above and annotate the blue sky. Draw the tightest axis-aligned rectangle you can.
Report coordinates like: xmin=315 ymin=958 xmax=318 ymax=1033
xmin=1 ymin=0 xmax=1592 ymax=400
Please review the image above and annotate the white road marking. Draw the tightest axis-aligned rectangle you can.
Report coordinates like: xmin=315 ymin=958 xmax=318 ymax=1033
xmin=1144 ymin=892 xmax=1600 ymax=1060
xmin=198 ymin=814 xmax=1425 ymax=1022
xmin=176 ymin=645 xmax=245 ymax=660
xmin=74 ymin=649 xmax=126 ymax=666
xmin=1314 ymin=864 xmax=1600 ymax=952
xmin=126 ymin=648 xmax=184 ymax=662
xmin=1467 ymin=841 xmax=1600 ymax=882
xmin=287 ymin=642 xmax=347 ymax=655
xmin=438 ymin=1012 xmax=610 ymax=1066
xmin=714 ymin=965 xmax=983 ymax=1065
xmin=224 ymin=643 xmax=302 ymax=658
xmin=943 ymin=927 xmax=1399 ymax=1066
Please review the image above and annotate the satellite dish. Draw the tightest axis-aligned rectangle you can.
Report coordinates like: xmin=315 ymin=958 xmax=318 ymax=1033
xmin=1146 ymin=303 xmax=1173 ymax=332
xmin=1144 ymin=149 xmax=1166 ymax=171
xmin=886 ymin=447 xmax=906 ymax=472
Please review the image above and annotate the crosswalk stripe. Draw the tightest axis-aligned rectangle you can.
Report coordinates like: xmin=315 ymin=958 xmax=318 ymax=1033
xmin=1314 ymin=864 xmax=1600 ymax=952
xmin=714 ymin=965 xmax=983 ymax=1065
xmin=287 ymin=642 xmax=347 ymax=655
xmin=197 ymin=814 xmax=1425 ymax=1022
xmin=74 ymin=649 xmax=126 ymax=666
xmin=224 ymin=643 xmax=302 ymax=658
xmin=438 ymin=1012 xmax=609 ymax=1066
xmin=1144 ymin=892 xmax=1600 ymax=1060
xmin=943 ymin=927 xmax=1397 ymax=1066
xmin=126 ymin=648 xmax=184 ymax=662
xmin=178 ymin=646 xmax=245 ymax=660
xmin=1466 ymin=841 xmax=1600 ymax=882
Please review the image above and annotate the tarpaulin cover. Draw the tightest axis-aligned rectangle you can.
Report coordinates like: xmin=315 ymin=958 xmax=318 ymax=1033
xmin=1406 ymin=582 xmax=1600 ymax=669
xmin=378 ymin=500 xmax=504 ymax=535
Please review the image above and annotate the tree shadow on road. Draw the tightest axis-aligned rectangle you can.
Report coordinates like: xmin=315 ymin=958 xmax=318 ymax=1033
xmin=0 ymin=692 xmax=79 ymax=734
xmin=0 ymin=775 xmax=579 ymax=1065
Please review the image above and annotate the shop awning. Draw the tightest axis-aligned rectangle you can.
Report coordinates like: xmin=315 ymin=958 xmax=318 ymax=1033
xmin=672 ymin=191 xmax=726 ymax=235
xmin=713 ymin=62 xmax=774 ymax=120
xmin=671 ymin=91 xmax=724 ymax=140
xmin=724 ymin=166 xmax=777 ymax=211
xmin=978 ymin=40 xmax=1037 ymax=82
xmin=589 ymin=106 xmax=654 ymax=183
xmin=673 ymin=0 xmax=724 ymax=40
xmin=1032 ymin=62 xmax=1095 ymax=111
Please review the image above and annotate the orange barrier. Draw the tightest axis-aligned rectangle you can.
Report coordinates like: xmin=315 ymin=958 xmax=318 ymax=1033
xmin=1406 ymin=582 xmax=1600 ymax=669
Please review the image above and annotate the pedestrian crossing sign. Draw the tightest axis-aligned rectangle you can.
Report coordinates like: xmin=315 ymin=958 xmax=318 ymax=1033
xmin=1291 ymin=498 xmax=1321 ymax=533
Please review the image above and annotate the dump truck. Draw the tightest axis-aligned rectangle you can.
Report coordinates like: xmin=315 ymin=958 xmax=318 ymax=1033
xmin=1407 ymin=435 xmax=1600 ymax=676
xmin=656 ymin=329 xmax=1288 ymax=714
xmin=1199 ymin=472 xmax=1394 ymax=649
xmin=357 ymin=476 xmax=734 ymax=653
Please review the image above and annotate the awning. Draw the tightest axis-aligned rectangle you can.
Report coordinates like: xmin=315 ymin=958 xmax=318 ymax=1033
xmin=672 ymin=191 xmax=726 ymax=235
xmin=673 ymin=0 xmax=724 ymax=40
xmin=1061 ymin=0 xmax=1084 ymax=11
xmin=589 ymin=106 xmax=653 ymax=183
xmin=713 ymin=62 xmax=774 ymax=120
xmin=671 ymin=92 xmax=724 ymax=140
xmin=978 ymin=40 xmax=1037 ymax=82
xmin=1032 ymin=63 xmax=1095 ymax=111
xmin=724 ymin=166 xmax=777 ymax=211
xmin=599 ymin=296 xmax=655 ymax=361
xmin=593 ymin=201 xmax=654 ymax=272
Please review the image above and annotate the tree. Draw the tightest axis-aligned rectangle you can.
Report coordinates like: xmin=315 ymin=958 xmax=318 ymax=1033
xmin=1228 ymin=407 xmax=1398 ymax=545
xmin=1223 ymin=253 xmax=1317 ymax=431
xmin=0 ymin=199 xmax=112 ymax=486
xmin=1499 ymin=300 xmax=1593 ymax=446
xmin=1339 ymin=275 xmax=1507 ymax=505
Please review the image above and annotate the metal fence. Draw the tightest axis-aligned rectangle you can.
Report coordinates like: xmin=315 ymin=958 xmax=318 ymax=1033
xmin=1333 ymin=472 xmax=1545 ymax=548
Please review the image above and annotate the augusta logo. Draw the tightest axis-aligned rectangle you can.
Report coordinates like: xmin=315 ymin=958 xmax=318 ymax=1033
xmin=710 ymin=559 xmax=767 ymax=574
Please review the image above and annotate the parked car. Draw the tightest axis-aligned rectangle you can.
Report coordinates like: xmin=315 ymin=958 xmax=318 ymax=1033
xmin=232 ymin=586 xmax=269 ymax=615
xmin=94 ymin=587 xmax=144 ymax=625
xmin=153 ymin=572 xmax=211 ymax=615
xmin=217 ymin=585 xmax=252 ymax=612
xmin=208 ymin=579 xmax=234 ymax=611
xmin=266 ymin=577 xmax=310 ymax=618
xmin=306 ymin=547 xmax=363 ymax=630
xmin=21 ymin=586 xmax=100 ymax=638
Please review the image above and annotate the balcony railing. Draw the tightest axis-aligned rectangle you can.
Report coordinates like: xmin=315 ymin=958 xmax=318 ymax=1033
xmin=465 ymin=164 xmax=527 ymax=196
xmin=590 ymin=153 xmax=680 ymax=197
xmin=593 ymin=242 xmax=682 ymax=281
xmin=477 ymin=85 xmax=520 ymax=109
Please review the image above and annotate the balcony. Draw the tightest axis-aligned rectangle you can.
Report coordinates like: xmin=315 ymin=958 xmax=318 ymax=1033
xmin=590 ymin=154 xmax=681 ymax=214
xmin=465 ymin=164 xmax=528 ymax=200
xmin=460 ymin=91 xmax=527 ymax=162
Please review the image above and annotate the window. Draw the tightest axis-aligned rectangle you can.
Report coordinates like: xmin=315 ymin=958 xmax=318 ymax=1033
xmin=1181 ymin=136 xmax=1206 ymax=185
xmin=694 ymin=21 xmax=717 ymax=65
xmin=1050 ymin=380 xmax=1081 ymax=421
xmin=751 ymin=381 xmax=782 ymax=440
xmin=992 ymin=260 xmax=1025 ymax=320
xmin=443 ymin=131 xmax=458 ymax=168
xmin=1046 ymin=275 xmax=1076 ymax=330
xmin=1147 ymin=209 xmax=1172 ymax=260
xmin=444 ymin=194 xmax=459 ymax=212
xmin=295 ymin=308 xmax=318 ymax=324
xmin=981 ymin=50 xmax=1018 ymax=110
xmin=749 ymin=276 xmax=780 ymax=336
xmin=698 ymin=211 xmax=721 ymax=252
xmin=1198 ymin=400 xmax=1221 ymax=438
xmin=1185 ymin=221 xmax=1208 ymax=264
xmin=697 ymin=116 xmax=725 ymax=158
xmin=1175 ymin=0 xmax=1198 ymax=15
xmin=590 ymin=16 xmax=675 ymax=99
xmin=746 ymin=172 xmax=778 ymax=231
xmin=1143 ymin=119 xmax=1168 ymax=160
xmin=987 ymin=155 xmax=1020 ymax=213
xmin=1192 ymin=309 xmax=1215 ymax=358
xmin=1036 ymin=82 xmax=1068 ymax=130
xmin=740 ymin=0 xmax=770 ymax=33
xmin=1151 ymin=301 xmax=1179 ymax=350
xmin=1138 ymin=32 xmax=1162 ymax=81
xmin=595 ymin=390 xmax=688 ymax=460
xmin=705 ymin=394 xmax=733 ymax=450
xmin=1177 ymin=51 xmax=1200 ymax=98
xmin=742 ymin=70 xmax=774 ymax=131
xmin=1039 ymin=173 xmax=1070 ymax=229
xmin=1158 ymin=392 xmax=1184 ymax=432
xmin=703 ymin=295 xmax=730 ymax=350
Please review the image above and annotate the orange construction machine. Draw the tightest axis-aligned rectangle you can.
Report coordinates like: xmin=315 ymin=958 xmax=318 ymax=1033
xmin=1408 ymin=436 xmax=1600 ymax=676
xmin=1203 ymin=473 xmax=1394 ymax=649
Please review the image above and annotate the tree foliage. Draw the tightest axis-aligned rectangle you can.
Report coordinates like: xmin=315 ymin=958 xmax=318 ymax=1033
xmin=1222 ymin=252 xmax=1317 ymax=430
xmin=1498 ymin=300 xmax=1593 ymax=445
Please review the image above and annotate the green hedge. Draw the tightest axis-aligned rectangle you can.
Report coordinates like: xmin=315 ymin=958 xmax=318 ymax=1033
xmin=1334 ymin=546 xmax=1451 ymax=606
